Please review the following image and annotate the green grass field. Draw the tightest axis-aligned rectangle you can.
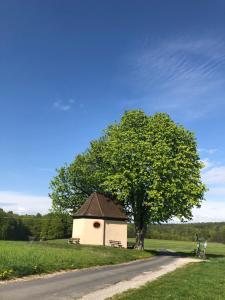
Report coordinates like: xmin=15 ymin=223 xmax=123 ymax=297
xmin=0 ymin=239 xmax=152 ymax=280
xmin=112 ymin=239 xmax=225 ymax=300
xmin=137 ymin=238 xmax=225 ymax=256
xmin=1 ymin=237 xmax=225 ymax=300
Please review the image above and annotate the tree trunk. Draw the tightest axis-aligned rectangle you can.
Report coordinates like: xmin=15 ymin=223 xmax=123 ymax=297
xmin=135 ymin=226 xmax=145 ymax=250
xmin=132 ymin=191 xmax=147 ymax=250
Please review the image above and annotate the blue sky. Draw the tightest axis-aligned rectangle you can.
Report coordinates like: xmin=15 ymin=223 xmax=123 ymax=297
xmin=0 ymin=0 xmax=225 ymax=221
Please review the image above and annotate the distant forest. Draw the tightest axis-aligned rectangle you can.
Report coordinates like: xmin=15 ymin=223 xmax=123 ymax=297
xmin=0 ymin=208 xmax=72 ymax=241
xmin=128 ymin=223 xmax=225 ymax=243
xmin=0 ymin=208 xmax=225 ymax=243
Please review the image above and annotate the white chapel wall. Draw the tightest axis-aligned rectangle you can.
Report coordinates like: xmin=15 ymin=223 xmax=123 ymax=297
xmin=72 ymin=218 xmax=104 ymax=245
xmin=105 ymin=220 xmax=127 ymax=248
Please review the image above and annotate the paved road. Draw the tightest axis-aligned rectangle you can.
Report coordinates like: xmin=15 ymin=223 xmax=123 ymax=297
xmin=0 ymin=255 xmax=178 ymax=300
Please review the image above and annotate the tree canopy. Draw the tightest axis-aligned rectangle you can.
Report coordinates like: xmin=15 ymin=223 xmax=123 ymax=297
xmin=0 ymin=209 xmax=72 ymax=241
xmin=50 ymin=110 xmax=206 ymax=248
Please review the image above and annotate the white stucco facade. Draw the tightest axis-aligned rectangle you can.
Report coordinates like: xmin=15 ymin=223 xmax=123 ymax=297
xmin=72 ymin=218 xmax=127 ymax=248
xmin=104 ymin=220 xmax=127 ymax=247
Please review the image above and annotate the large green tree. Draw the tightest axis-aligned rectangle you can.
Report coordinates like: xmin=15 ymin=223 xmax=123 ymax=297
xmin=50 ymin=111 xmax=206 ymax=249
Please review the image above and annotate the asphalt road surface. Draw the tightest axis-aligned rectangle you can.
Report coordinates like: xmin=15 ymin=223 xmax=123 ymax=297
xmin=0 ymin=255 xmax=178 ymax=300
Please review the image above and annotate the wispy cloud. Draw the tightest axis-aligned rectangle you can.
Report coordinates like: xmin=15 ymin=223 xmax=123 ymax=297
xmin=202 ymin=166 xmax=225 ymax=185
xmin=192 ymin=199 xmax=225 ymax=222
xmin=199 ymin=148 xmax=218 ymax=155
xmin=0 ymin=191 xmax=51 ymax=215
xmin=201 ymin=158 xmax=214 ymax=169
xmin=126 ymin=35 xmax=225 ymax=119
xmin=207 ymin=187 xmax=225 ymax=198
xmin=133 ymin=36 xmax=225 ymax=90
xmin=189 ymin=155 xmax=225 ymax=222
xmin=53 ymin=99 xmax=75 ymax=111
xmin=201 ymin=157 xmax=225 ymax=200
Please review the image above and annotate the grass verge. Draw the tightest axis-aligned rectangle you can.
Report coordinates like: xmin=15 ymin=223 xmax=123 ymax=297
xmin=111 ymin=239 xmax=225 ymax=300
xmin=110 ymin=258 xmax=225 ymax=300
xmin=129 ymin=238 xmax=225 ymax=257
xmin=0 ymin=240 xmax=152 ymax=280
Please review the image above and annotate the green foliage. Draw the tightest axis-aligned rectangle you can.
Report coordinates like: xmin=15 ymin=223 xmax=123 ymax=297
xmin=50 ymin=110 xmax=206 ymax=246
xmin=127 ymin=223 xmax=225 ymax=244
xmin=0 ymin=209 xmax=72 ymax=241
xmin=0 ymin=209 xmax=28 ymax=240
xmin=40 ymin=213 xmax=72 ymax=240
xmin=21 ymin=214 xmax=43 ymax=240
xmin=50 ymin=165 xmax=88 ymax=212
xmin=145 ymin=223 xmax=225 ymax=243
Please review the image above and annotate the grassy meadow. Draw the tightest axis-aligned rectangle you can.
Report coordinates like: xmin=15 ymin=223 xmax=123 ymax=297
xmin=137 ymin=238 xmax=225 ymax=256
xmin=1 ymin=236 xmax=225 ymax=300
xmin=111 ymin=258 xmax=225 ymax=300
xmin=112 ymin=239 xmax=225 ymax=300
xmin=0 ymin=239 xmax=152 ymax=280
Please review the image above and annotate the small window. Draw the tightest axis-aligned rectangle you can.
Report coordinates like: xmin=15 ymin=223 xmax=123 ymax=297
xmin=93 ymin=221 xmax=101 ymax=228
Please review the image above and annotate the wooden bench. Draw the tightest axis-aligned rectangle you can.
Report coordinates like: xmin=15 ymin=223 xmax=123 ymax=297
xmin=68 ymin=238 xmax=80 ymax=244
xmin=109 ymin=240 xmax=123 ymax=248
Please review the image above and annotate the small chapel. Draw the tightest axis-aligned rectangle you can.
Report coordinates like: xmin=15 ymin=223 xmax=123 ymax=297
xmin=72 ymin=192 xmax=128 ymax=248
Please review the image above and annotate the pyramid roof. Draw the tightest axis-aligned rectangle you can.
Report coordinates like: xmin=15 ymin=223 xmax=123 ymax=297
xmin=73 ymin=192 xmax=127 ymax=221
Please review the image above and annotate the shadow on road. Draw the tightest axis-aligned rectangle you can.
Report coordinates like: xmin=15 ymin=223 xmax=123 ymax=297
xmin=145 ymin=249 xmax=225 ymax=259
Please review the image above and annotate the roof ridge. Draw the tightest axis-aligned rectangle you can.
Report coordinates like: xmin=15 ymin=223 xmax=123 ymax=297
xmin=83 ymin=193 xmax=94 ymax=215
xmin=95 ymin=192 xmax=104 ymax=217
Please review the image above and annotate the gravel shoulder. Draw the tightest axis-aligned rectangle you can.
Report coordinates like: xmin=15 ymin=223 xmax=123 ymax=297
xmin=81 ymin=257 xmax=201 ymax=300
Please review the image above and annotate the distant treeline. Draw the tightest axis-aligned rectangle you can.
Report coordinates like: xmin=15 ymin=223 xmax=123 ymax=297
xmin=1 ymin=207 xmax=225 ymax=243
xmin=0 ymin=208 xmax=72 ymax=240
xmin=128 ymin=223 xmax=225 ymax=243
